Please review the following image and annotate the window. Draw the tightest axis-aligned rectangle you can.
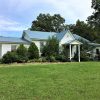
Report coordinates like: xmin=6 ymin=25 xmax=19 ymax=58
xmin=11 ymin=45 xmax=17 ymax=51
xmin=96 ymin=49 xmax=99 ymax=54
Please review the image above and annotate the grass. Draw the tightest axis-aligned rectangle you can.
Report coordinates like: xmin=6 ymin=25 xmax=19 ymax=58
xmin=0 ymin=62 xmax=100 ymax=100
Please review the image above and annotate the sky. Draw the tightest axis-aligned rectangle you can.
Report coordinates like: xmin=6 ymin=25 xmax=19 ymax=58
xmin=0 ymin=0 xmax=93 ymax=37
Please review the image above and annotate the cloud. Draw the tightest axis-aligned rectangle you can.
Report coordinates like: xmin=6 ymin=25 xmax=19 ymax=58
xmin=0 ymin=0 xmax=93 ymax=33
xmin=41 ymin=0 xmax=93 ymax=23
xmin=0 ymin=0 xmax=38 ymax=12
xmin=0 ymin=16 xmax=29 ymax=31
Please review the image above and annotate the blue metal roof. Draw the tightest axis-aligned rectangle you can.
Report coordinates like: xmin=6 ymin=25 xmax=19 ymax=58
xmin=56 ymin=30 xmax=68 ymax=41
xmin=73 ymin=34 xmax=90 ymax=43
xmin=24 ymin=30 xmax=56 ymax=40
xmin=0 ymin=36 xmax=29 ymax=44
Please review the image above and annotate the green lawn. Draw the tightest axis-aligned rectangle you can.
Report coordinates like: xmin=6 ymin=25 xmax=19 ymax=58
xmin=0 ymin=62 xmax=100 ymax=100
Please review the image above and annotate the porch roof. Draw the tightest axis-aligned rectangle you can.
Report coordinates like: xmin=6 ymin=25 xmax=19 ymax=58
xmin=64 ymin=39 xmax=83 ymax=45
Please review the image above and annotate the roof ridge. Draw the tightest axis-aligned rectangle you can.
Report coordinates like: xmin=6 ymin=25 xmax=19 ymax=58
xmin=24 ymin=30 xmax=57 ymax=34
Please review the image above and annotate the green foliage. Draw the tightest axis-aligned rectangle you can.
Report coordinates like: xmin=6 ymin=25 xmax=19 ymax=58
xmin=2 ymin=51 xmax=18 ymax=64
xmin=80 ymin=51 xmax=90 ymax=61
xmin=30 ymin=13 xmax=66 ymax=32
xmin=62 ymin=45 xmax=69 ymax=59
xmin=55 ymin=45 xmax=69 ymax=62
xmin=74 ymin=42 xmax=91 ymax=61
xmin=16 ymin=55 xmax=28 ymax=63
xmin=55 ymin=54 xmax=68 ymax=62
xmin=17 ymin=44 xmax=28 ymax=56
xmin=74 ymin=51 xmax=90 ymax=61
xmin=41 ymin=57 xmax=47 ymax=62
xmin=92 ymin=0 xmax=100 ymax=10
xmin=28 ymin=42 xmax=39 ymax=59
xmin=87 ymin=0 xmax=100 ymax=42
xmin=42 ymin=36 xmax=59 ymax=57
xmin=70 ymin=20 xmax=98 ymax=41
xmin=2 ymin=44 xmax=29 ymax=64
xmin=16 ymin=44 xmax=28 ymax=63
xmin=46 ymin=56 xmax=56 ymax=62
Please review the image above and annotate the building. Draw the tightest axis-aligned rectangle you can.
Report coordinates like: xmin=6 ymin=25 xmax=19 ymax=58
xmin=0 ymin=30 xmax=100 ymax=62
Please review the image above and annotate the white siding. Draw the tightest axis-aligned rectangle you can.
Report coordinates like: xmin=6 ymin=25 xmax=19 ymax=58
xmin=0 ymin=44 xmax=30 ymax=58
xmin=2 ymin=44 xmax=11 ymax=57
xmin=24 ymin=45 xmax=30 ymax=49
xmin=60 ymin=33 xmax=74 ymax=45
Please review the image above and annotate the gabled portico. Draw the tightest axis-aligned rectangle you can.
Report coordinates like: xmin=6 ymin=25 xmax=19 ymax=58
xmin=64 ymin=40 xmax=82 ymax=62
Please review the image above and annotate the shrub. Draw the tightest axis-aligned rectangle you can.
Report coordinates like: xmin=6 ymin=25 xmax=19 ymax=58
xmin=62 ymin=45 xmax=69 ymax=59
xmin=98 ymin=53 xmax=100 ymax=60
xmin=46 ymin=56 xmax=56 ymax=62
xmin=41 ymin=57 xmax=47 ymax=62
xmin=28 ymin=42 xmax=39 ymax=59
xmin=55 ymin=45 xmax=69 ymax=62
xmin=33 ymin=58 xmax=42 ymax=62
xmin=74 ymin=51 xmax=90 ymax=61
xmin=80 ymin=51 xmax=90 ymax=61
xmin=17 ymin=55 xmax=28 ymax=63
xmin=17 ymin=44 xmax=28 ymax=56
xmin=2 ymin=44 xmax=29 ymax=64
xmin=56 ymin=55 xmax=68 ymax=62
xmin=2 ymin=51 xmax=18 ymax=64
xmin=0 ymin=59 xmax=2 ymax=64
xmin=42 ymin=36 xmax=59 ymax=57
xmin=16 ymin=44 xmax=28 ymax=63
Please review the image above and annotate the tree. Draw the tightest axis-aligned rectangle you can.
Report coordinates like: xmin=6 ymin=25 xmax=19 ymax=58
xmin=16 ymin=44 xmax=28 ymax=63
xmin=87 ymin=0 xmax=100 ymax=42
xmin=42 ymin=36 xmax=59 ymax=57
xmin=70 ymin=20 xmax=98 ymax=41
xmin=17 ymin=44 xmax=27 ymax=56
xmin=30 ymin=13 xmax=66 ymax=32
xmin=28 ymin=42 xmax=39 ymax=59
xmin=88 ymin=0 xmax=100 ymax=27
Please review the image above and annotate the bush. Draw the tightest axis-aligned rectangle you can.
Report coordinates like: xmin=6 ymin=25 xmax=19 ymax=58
xmin=17 ymin=55 xmax=28 ymax=63
xmin=56 ymin=55 xmax=68 ymax=62
xmin=42 ymin=36 xmax=59 ymax=57
xmin=0 ymin=59 xmax=2 ymax=64
xmin=80 ymin=52 xmax=90 ymax=61
xmin=2 ymin=44 xmax=29 ymax=64
xmin=62 ymin=45 xmax=69 ymax=59
xmin=28 ymin=42 xmax=39 ymax=59
xmin=41 ymin=57 xmax=47 ymax=62
xmin=16 ymin=44 xmax=28 ymax=63
xmin=17 ymin=44 xmax=28 ymax=56
xmin=2 ymin=51 xmax=18 ymax=64
xmin=46 ymin=56 xmax=56 ymax=62
xmin=98 ymin=53 xmax=100 ymax=60
xmin=74 ymin=51 xmax=90 ymax=61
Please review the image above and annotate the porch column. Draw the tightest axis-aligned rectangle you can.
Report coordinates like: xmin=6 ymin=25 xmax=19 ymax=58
xmin=78 ymin=45 xmax=80 ymax=62
xmin=69 ymin=44 xmax=72 ymax=61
